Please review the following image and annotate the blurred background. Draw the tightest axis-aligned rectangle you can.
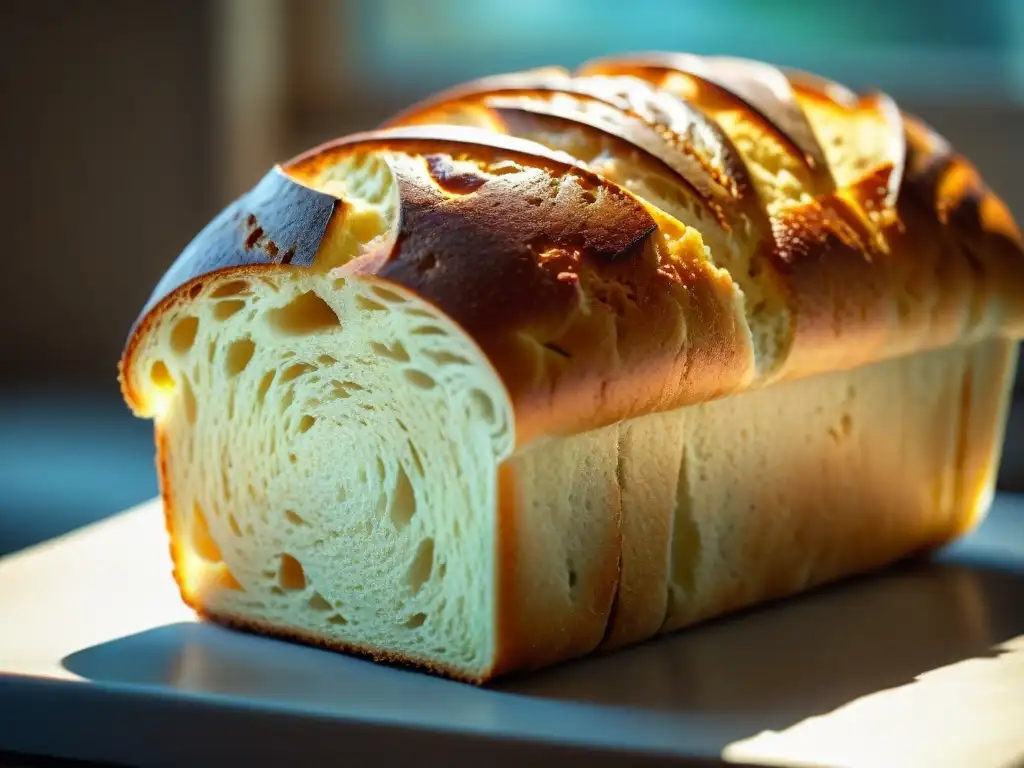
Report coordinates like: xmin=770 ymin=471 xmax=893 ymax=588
xmin=3 ymin=0 xmax=1024 ymax=555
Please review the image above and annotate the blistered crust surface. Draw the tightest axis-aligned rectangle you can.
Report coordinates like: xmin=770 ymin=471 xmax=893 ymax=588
xmin=285 ymin=127 xmax=754 ymax=442
xmin=126 ymin=54 xmax=1024 ymax=439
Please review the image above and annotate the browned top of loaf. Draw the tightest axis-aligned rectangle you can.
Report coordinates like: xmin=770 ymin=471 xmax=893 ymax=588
xmin=123 ymin=54 xmax=1024 ymax=443
xmin=286 ymin=127 xmax=752 ymax=442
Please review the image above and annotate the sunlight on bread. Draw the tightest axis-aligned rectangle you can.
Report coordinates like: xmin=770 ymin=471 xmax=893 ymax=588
xmin=120 ymin=53 xmax=1024 ymax=682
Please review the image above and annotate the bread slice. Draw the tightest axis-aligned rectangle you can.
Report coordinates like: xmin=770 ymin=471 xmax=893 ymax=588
xmin=120 ymin=54 xmax=1024 ymax=682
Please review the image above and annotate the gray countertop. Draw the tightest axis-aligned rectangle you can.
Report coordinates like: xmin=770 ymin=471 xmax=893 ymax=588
xmin=1 ymin=496 xmax=1023 ymax=767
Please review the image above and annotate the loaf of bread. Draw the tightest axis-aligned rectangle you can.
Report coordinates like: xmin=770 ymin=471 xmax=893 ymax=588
xmin=120 ymin=53 xmax=1024 ymax=682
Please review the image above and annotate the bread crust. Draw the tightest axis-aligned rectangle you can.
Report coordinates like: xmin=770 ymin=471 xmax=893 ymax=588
xmin=286 ymin=127 xmax=755 ymax=443
xmin=384 ymin=73 xmax=742 ymax=221
xmin=126 ymin=64 xmax=1024 ymax=432
xmin=125 ymin=59 xmax=1024 ymax=420
xmin=571 ymin=54 xmax=1024 ymax=380
xmin=136 ymin=170 xmax=336 ymax=327
xmin=578 ymin=53 xmax=835 ymax=194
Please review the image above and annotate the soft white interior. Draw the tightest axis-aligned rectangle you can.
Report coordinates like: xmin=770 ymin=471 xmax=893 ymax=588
xmin=131 ymin=273 xmax=513 ymax=676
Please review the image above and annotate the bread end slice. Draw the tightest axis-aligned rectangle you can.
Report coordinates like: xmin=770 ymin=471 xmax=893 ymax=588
xmin=122 ymin=269 xmax=514 ymax=681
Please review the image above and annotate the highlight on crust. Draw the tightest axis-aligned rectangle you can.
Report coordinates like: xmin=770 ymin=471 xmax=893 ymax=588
xmin=119 ymin=53 xmax=1024 ymax=683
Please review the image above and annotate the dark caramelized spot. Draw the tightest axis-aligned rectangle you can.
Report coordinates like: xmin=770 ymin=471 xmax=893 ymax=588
xmin=770 ymin=194 xmax=875 ymax=271
xmin=425 ymin=154 xmax=488 ymax=195
xmin=245 ymin=226 xmax=264 ymax=249
xmin=241 ymin=213 xmax=291 ymax=262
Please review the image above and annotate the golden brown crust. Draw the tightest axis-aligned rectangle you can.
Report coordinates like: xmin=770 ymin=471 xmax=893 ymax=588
xmin=286 ymin=128 xmax=754 ymax=442
xmin=126 ymin=56 xmax=1024 ymax=422
xmin=577 ymin=52 xmax=835 ymax=195
xmin=128 ymin=57 xmax=1024 ymax=434
xmin=686 ymin=54 xmax=834 ymax=181
xmin=789 ymin=78 xmax=906 ymax=209
xmin=575 ymin=54 xmax=1024 ymax=382
xmin=383 ymin=75 xmax=740 ymax=227
xmin=902 ymin=115 xmax=1024 ymax=338
xmin=383 ymin=71 xmax=768 ymax=239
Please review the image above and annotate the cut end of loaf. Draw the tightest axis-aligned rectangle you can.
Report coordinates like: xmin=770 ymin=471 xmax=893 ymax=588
xmin=123 ymin=270 xmax=514 ymax=680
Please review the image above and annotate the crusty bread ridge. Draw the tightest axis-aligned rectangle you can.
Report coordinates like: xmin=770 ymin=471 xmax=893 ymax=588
xmin=120 ymin=53 xmax=1024 ymax=682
